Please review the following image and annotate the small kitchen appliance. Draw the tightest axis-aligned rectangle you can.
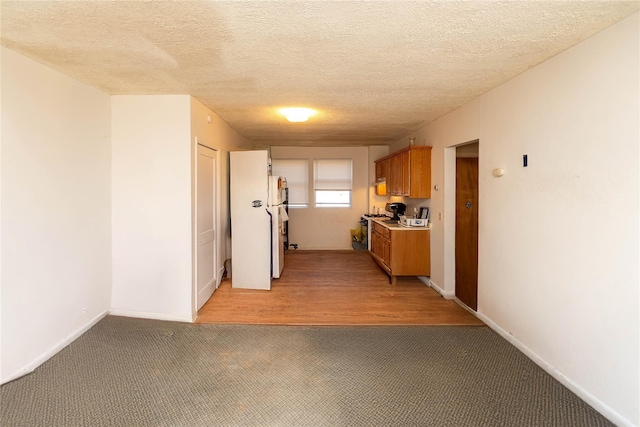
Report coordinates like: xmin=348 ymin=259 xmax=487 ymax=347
xmin=385 ymin=202 xmax=407 ymax=220
xmin=399 ymin=216 xmax=428 ymax=227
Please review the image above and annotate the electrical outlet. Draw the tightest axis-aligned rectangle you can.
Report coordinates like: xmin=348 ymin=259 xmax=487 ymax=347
xmin=438 ymin=212 xmax=442 ymax=221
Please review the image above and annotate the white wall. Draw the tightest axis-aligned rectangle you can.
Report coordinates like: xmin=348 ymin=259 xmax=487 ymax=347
xmin=398 ymin=13 xmax=639 ymax=425
xmin=111 ymin=95 xmax=194 ymax=321
xmin=1 ymin=47 xmax=112 ymax=383
xmin=271 ymin=146 xmax=369 ymax=250
xmin=111 ymin=96 xmax=252 ymax=321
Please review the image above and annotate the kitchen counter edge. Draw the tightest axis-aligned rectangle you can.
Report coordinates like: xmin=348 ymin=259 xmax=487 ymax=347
xmin=371 ymin=218 xmax=431 ymax=231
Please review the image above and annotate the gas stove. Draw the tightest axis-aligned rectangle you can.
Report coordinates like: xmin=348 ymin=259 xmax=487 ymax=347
xmin=360 ymin=214 xmax=390 ymax=251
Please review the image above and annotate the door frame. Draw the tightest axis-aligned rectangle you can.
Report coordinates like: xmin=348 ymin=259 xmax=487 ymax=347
xmin=192 ymin=139 xmax=220 ymax=317
xmin=444 ymin=139 xmax=480 ymax=310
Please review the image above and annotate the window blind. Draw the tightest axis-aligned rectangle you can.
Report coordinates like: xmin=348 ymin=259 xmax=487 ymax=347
xmin=313 ymin=159 xmax=352 ymax=208
xmin=313 ymin=159 xmax=352 ymax=190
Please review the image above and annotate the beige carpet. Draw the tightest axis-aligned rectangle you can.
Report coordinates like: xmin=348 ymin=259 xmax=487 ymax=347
xmin=1 ymin=316 xmax=613 ymax=427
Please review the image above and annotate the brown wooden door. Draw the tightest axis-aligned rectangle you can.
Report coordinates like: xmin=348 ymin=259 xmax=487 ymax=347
xmin=455 ymin=157 xmax=479 ymax=310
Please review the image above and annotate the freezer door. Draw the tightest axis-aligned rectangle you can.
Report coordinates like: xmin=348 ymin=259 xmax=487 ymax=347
xmin=230 ymin=150 xmax=271 ymax=290
xmin=269 ymin=176 xmax=288 ymax=278
xmin=269 ymin=176 xmax=285 ymax=206
xmin=271 ymin=205 xmax=286 ymax=278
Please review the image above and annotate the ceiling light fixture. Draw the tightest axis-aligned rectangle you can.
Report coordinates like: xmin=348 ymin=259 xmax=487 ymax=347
xmin=279 ymin=107 xmax=316 ymax=122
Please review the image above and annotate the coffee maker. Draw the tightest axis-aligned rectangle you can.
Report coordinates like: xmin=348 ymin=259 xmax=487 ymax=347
xmin=385 ymin=202 xmax=407 ymax=220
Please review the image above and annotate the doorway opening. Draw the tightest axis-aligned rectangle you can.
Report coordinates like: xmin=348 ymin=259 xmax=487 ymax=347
xmin=455 ymin=141 xmax=479 ymax=310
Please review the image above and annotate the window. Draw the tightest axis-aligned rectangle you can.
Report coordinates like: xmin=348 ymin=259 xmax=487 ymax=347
xmin=314 ymin=159 xmax=352 ymax=208
xmin=271 ymin=159 xmax=308 ymax=208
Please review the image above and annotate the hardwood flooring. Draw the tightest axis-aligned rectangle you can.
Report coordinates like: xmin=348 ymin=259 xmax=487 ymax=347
xmin=196 ymin=250 xmax=484 ymax=326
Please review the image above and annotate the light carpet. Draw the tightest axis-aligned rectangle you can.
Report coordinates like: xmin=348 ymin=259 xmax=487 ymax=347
xmin=1 ymin=316 xmax=613 ymax=426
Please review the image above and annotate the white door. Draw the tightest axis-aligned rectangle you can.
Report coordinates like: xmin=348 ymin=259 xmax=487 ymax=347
xmin=197 ymin=145 xmax=217 ymax=310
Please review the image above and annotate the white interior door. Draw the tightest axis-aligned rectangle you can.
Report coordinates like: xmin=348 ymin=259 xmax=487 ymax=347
xmin=196 ymin=145 xmax=217 ymax=310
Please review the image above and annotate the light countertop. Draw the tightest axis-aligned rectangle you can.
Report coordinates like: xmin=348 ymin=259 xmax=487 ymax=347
xmin=371 ymin=218 xmax=431 ymax=231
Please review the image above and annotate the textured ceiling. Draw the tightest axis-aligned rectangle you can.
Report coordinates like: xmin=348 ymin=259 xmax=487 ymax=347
xmin=2 ymin=1 xmax=638 ymax=146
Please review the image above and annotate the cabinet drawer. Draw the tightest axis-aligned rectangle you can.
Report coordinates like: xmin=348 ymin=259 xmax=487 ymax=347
xmin=373 ymin=222 xmax=390 ymax=239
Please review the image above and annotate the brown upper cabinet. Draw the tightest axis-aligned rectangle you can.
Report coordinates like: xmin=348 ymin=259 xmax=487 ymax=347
xmin=389 ymin=155 xmax=403 ymax=195
xmin=375 ymin=146 xmax=432 ymax=199
xmin=375 ymin=159 xmax=390 ymax=185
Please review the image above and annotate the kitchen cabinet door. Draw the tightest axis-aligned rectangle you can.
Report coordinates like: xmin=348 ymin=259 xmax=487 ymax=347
xmin=371 ymin=228 xmax=391 ymax=273
xmin=380 ymin=236 xmax=390 ymax=266
xmin=375 ymin=159 xmax=390 ymax=182
xmin=401 ymin=150 xmax=411 ymax=197
xmin=389 ymin=154 xmax=403 ymax=195
xmin=408 ymin=147 xmax=431 ymax=198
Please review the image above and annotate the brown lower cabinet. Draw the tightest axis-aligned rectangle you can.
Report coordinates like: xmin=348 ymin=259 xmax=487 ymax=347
xmin=370 ymin=222 xmax=430 ymax=285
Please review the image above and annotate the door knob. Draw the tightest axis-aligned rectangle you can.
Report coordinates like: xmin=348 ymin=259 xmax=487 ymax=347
xmin=465 ymin=202 xmax=472 ymax=209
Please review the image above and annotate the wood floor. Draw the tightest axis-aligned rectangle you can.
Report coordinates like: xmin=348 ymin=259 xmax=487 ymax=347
xmin=196 ymin=250 xmax=484 ymax=326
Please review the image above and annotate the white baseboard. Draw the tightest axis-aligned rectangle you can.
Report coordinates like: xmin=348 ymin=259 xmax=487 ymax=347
xmin=217 ymin=266 xmax=225 ymax=288
xmin=476 ymin=312 xmax=634 ymax=427
xmin=417 ymin=276 xmax=431 ymax=287
xmin=427 ymin=279 xmax=455 ymax=299
xmin=109 ymin=309 xmax=193 ymax=323
xmin=380 ymin=277 xmax=631 ymax=426
xmin=1 ymin=309 xmax=109 ymax=385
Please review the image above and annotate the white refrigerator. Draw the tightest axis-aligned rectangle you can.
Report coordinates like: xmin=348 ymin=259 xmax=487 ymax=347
xmin=230 ymin=150 xmax=287 ymax=290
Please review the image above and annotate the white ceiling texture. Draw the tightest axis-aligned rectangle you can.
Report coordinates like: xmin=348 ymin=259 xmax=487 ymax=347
xmin=2 ymin=1 xmax=638 ymax=146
